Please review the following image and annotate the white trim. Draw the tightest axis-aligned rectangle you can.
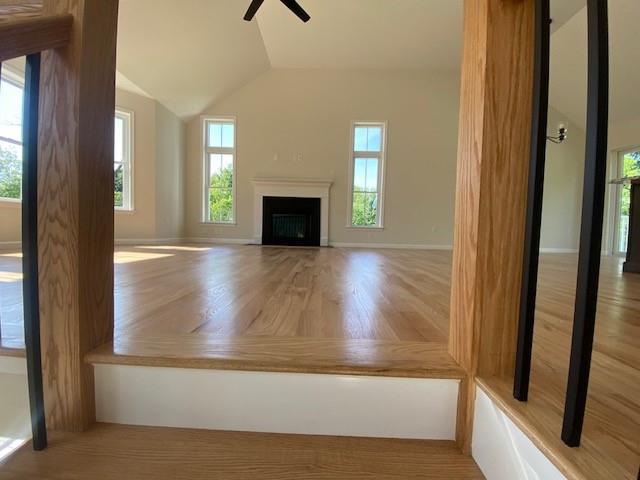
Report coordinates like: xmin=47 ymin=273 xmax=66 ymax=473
xmin=251 ymin=178 xmax=333 ymax=246
xmin=0 ymin=199 xmax=21 ymax=207
xmin=185 ymin=237 xmax=253 ymax=245
xmin=0 ymin=68 xmax=25 ymax=203
xmin=115 ymin=238 xmax=183 ymax=246
xmin=473 ymin=387 xmax=566 ymax=480
xmin=347 ymin=121 xmax=388 ymax=228
xmin=610 ymin=145 xmax=640 ymax=256
xmin=539 ymin=247 xmax=578 ymax=254
xmin=202 ymin=116 xmax=237 ymax=224
xmin=94 ymin=364 xmax=459 ymax=440
xmin=330 ymin=242 xmax=452 ymax=250
xmin=114 ymin=108 xmax=134 ymax=212
xmin=0 ymin=241 xmax=21 ymax=251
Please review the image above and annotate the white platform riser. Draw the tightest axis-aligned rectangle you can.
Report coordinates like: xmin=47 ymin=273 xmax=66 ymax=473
xmin=472 ymin=388 xmax=566 ymax=480
xmin=94 ymin=364 xmax=459 ymax=440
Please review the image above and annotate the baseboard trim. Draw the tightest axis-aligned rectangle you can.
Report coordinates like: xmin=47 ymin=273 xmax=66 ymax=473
xmin=539 ymin=248 xmax=578 ymax=254
xmin=330 ymin=242 xmax=453 ymax=250
xmin=115 ymin=238 xmax=184 ymax=246
xmin=0 ymin=241 xmax=21 ymax=251
xmin=95 ymin=364 xmax=459 ymax=440
xmin=185 ymin=237 xmax=255 ymax=245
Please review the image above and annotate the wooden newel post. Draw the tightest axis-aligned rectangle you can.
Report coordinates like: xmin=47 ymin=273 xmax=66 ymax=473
xmin=38 ymin=0 xmax=119 ymax=431
xmin=449 ymin=0 xmax=535 ymax=452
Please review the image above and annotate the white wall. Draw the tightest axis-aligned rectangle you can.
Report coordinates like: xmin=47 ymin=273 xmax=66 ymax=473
xmin=0 ymin=87 xmax=185 ymax=245
xmin=185 ymin=69 xmax=461 ymax=247
xmin=540 ymin=107 xmax=586 ymax=252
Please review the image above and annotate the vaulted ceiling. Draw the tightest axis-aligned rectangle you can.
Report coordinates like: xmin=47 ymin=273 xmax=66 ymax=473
xmin=116 ymin=0 xmax=639 ymax=126
xmin=116 ymin=0 xmax=464 ymax=119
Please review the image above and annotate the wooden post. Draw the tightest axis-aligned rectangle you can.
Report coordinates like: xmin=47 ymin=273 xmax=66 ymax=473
xmin=449 ymin=0 xmax=535 ymax=452
xmin=38 ymin=0 xmax=118 ymax=431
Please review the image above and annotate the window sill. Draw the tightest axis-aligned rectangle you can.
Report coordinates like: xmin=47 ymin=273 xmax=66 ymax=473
xmin=0 ymin=198 xmax=21 ymax=207
xmin=200 ymin=222 xmax=237 ymax=226
xmin=115 ymin=208 xmax=136 ymax=214
xmin=345 ymin=225 xmax=385 ymax=231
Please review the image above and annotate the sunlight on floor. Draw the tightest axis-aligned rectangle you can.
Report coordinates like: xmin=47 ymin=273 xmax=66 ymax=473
xmin=136 ymin=246 xmax=211 ymax=252
xmin=0 ymin=271 xmax=22 ymax=283
xmin=0 ymin=372 xmax=30 ymax=462
xmin=0 ymin=253 xmax=22 ymax=258
xmin=0 ymin=437 xmax=27 ymax=462
xmin=114 ymin=251 xmax=175 ymax=264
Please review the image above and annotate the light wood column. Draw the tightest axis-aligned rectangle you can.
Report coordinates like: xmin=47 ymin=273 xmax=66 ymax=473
xmin=449 ymin=0 xmax=535 ymax=451
xmin=38 ymin=0 xmax=118 ymax=431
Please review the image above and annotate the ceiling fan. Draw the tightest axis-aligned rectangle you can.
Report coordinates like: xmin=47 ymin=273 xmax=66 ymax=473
xmin=243 ymin=0 xmax=311 ymax=23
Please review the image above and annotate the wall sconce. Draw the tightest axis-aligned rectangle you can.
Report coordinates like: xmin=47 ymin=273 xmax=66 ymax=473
xmin=547 ymin=124 xmax=568 ymax=144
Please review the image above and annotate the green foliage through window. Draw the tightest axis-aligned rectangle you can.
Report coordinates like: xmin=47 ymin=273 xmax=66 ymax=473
xmin=0 ymin=142 xmax=21 ymax=200
xmin=352 ymin=191 xmax=378 ymax=226
xmin=209 ymin=165 xmax=233 ymax=222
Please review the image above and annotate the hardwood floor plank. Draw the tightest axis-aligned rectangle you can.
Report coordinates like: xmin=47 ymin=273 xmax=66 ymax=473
xmin=87 ymin=336 xmax=464 ymax=379
xmin=0 ymin=423 xmax=484 ymax=479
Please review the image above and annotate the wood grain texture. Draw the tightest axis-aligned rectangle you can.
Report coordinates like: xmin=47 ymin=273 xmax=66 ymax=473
xmin=477 ymin=253 xmax=640 ymax=480
xmin=449 ymin=0 xmax=534 ymax=449
xmin=87 ymin=336 xmax=464 ymax=379
xmin=0 ymin=14 xmax=72 ymax=61
xmin=449 ymin=0 xmax=535 ymax=377
xmin=0 ymin=1 xmax=42 ymax=20
xmin=37 ymin=0 xmax=118 ymax=431
xmin=2 ymin=246 xmax=458 ymax=377
xmin=0 ymin=423 xmax=484 ymax=479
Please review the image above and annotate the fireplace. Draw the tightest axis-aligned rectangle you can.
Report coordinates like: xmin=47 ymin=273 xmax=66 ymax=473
xmin=262 ymin=196 xmax=321 ymax=246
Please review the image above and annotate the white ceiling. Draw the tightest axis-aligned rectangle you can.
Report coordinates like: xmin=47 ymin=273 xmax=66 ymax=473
xmin=549 ymin=0 xmax=640 ymax=129
xmin=117 ymin=0 xmax=639 ymax=126
xmin=116 ymin=0 xmax=463 ymax=118
xmin=255 ymin=0 xmax=462 ymax=70
xmin=117 ymin=0 xmax=271 ymax=119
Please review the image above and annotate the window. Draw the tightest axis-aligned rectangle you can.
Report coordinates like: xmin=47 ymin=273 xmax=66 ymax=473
xmin=203 ymin=118 xmax=235 ymax=223
xmin=0 ymin=68 xmax=24 ymax=202
xmin=614 ymin=147 xmax=640 ymax=255
xmin=114 ymin=109 xmax=133 ymax=210
xmin=348 ymin=122 xmax=386 ymax=227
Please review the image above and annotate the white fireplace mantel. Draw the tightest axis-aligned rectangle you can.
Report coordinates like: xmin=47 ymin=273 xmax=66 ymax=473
xmin=251 ymin=178 xmax=333 ymax=246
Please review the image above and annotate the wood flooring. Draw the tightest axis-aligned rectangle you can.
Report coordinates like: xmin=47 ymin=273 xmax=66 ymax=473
xmin=1 ymin=245 xmax=639 ymax=479
xmin=0 ymin=423 xmax=484 ymax=479
xmin=479 ymin=253 xmax=640 ymax=480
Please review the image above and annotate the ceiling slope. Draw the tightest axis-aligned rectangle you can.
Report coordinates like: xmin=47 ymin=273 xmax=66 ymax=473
xmin=117 ymin=0 xmax=271 ymax=119
xmin=256 ymin=0 xmax=463 ymax=70
xmin=550 ymin=0 xmax=640 ymax=129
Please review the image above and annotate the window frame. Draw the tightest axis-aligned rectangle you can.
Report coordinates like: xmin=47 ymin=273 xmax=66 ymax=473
xmin=0 ymin=64 xmax=25 ymax=204
xmin=202 ymin=116 xmax=237 ymax=225
xmin=347 ymin=120 xmax=387 ymax=229
xmin=612 ymin=145 xmax=640 ymax=256
xmin=114 ymin=108 xmax=134 ymax=212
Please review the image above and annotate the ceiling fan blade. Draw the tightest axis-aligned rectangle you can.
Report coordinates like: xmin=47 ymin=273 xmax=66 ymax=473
xmin=280 ymin=0 xmax=311 ymax=22
xmin=243 ymin=0 xmax=265 ymax=21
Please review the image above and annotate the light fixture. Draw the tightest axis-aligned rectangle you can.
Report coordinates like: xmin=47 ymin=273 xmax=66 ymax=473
xmin=547 ymin=124 xmax=568 ymax=144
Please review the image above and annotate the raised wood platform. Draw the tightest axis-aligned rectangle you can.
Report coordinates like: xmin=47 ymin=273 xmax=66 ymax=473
xmin=3 ymin=246 xmax=460 ymax=378
xmin=0 ymin=423 xmax=484 ymax=479
xmin=1 ymin=246 xmax=638 ymax=478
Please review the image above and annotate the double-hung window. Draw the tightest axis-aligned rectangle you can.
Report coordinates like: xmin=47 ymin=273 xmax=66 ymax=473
xmin=114 ymin=109 xmax=133 ymax=210
xmin=203 ymin=118 xmax=235 ymax=223
xmin=349 ymin=122 xmax=386 ymax=227
xmin=0 ymin=67 xmax=24 ymax=202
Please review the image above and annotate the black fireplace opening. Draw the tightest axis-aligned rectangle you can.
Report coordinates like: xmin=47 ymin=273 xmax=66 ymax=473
xmin=262 ymin=196 xmax=321 ymax=246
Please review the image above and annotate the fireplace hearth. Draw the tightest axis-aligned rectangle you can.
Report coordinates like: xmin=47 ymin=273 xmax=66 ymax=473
xmin=262 ymin=196 xmax=321 ymax=246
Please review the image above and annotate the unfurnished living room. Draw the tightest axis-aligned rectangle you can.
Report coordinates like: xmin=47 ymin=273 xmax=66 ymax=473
xmin=0 ymin=0 xmax=638 ymax=479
